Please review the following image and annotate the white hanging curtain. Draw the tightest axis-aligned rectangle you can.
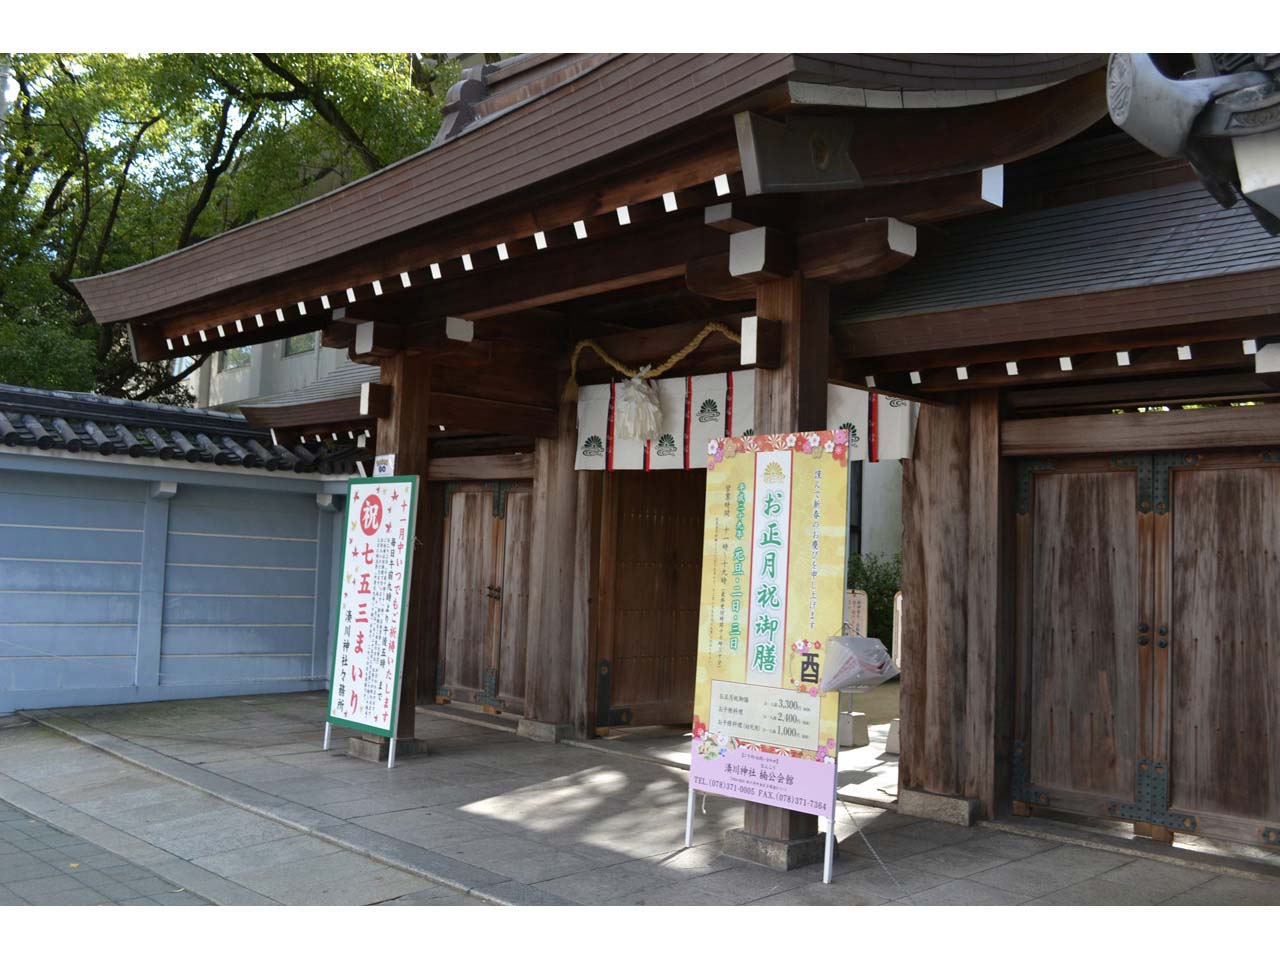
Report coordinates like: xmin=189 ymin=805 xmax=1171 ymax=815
xmin=827 ymin=384 xmax=869 ymax=462
xmin=574 ymin=370 xmax=915 ymax=471
xmin=646 ymin=377 xmax=688 ymax=470
xmin=871 ymin=392 xmax=918 ymax=462
xmin=574 ymin=383 xmax=610 ymax=471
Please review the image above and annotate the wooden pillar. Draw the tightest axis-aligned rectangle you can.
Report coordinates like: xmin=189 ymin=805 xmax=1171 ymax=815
xmin=753 ymin=273 xmax=829 ymax=433
xmin=963 ymin=391 xmax=1001 ymax=819
xmin=570 ymin=470 xmax=604 ymax=738
xmin=899 ymin=400 xmax=969 ymax=800
xmin=739 ymin=272 xmax=829 ymax=858
xmin=897 ymin=390 xmax=1005 ymax=825
xmin=521 ymin=398 xmax=584 ymax=740
xmin=351 ymin=351 xmax=432 ymax=757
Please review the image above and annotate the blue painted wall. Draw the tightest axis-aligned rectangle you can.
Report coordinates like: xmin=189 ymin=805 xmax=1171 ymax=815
xmin=0 ymin=453 xmax=345 ymax=713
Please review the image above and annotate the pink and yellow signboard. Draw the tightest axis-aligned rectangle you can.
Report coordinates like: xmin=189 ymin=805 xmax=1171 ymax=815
xmin=690 ymin=431 xmax=849 ymax=819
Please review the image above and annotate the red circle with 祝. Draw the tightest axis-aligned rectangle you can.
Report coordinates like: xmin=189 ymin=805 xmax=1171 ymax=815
xmin=359 ymin=494 xmax=384 ymax=536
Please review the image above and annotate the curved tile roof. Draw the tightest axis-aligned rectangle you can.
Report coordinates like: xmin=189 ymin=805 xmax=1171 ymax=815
xmin=0 ymin=384 xmax=358 ymax=474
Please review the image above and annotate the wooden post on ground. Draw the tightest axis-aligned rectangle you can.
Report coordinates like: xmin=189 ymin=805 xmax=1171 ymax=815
xmin=728 ymin=272 xmax=830 ymax=868
xmin=350 ymin=351 xmax=433 ymax=761
xmin=520 ymin=397 xmax=584 ymax=742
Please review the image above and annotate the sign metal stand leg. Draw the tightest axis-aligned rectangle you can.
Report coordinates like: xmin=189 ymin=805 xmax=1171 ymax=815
xmin=386 ymin=681 xmax=403 ymax=770
xmin=322 ymin=722 xmax=332 ymax=752
xmin=684 ymin=785 xmax=695 ymax=848
xmin=822 ymin=779 xmax=838 ymax=884
xmin=822 ymin=816 xmax=836 ymax=884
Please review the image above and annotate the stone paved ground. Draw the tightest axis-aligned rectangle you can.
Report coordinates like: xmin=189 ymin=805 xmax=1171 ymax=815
xmin=5 ymin=693 xmax=1280 ymax=906
xmin=0 ymin=798 xmax=209 ymax=905
xmin=0 ymin=719 xmax=479 ymax=905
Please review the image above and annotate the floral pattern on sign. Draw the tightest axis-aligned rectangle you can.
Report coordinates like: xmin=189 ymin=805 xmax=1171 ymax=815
xmin=708 ymin=430 xmax=848 ymax=470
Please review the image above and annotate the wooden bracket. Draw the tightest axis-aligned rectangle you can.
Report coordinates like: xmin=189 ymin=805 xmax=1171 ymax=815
xmin=354 ymin=321 xmax=402 ymax=358
xmin=359 ymin=382 xmax=392 ymax=419
xmin=729 ymin=226 xmax=794 ymax=282
xmin=688 ymin=218 xmax=915 ymax=300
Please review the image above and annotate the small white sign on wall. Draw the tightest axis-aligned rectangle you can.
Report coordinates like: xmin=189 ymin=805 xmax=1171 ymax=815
xmin=373 ymin=453 xmax=396 ymax=477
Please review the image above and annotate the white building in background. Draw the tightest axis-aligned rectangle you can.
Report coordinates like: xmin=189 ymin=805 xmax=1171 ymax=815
xmin=194 ymin=331 xmax=351 ymax=410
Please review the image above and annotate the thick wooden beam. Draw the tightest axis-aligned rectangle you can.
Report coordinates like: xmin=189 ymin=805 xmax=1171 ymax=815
xmin=736 ymin=69 xmax=1104 ymax=193
xmin=686 ymin=254 xmax=754 ymax=301
xmin=796 ymin=218 xmax=916 ymax=284
xmin=1001 ymin=404 xmax=1280 ymax=457
xmin=393 ymin=219 xmax=728 ymax=322
xmin=429 ymin=393 xmax=557 ymax=439
xmin=425 ymin=453 xmax=535 ymax=481
xmin=569 ymin=316 xmax=781 ymax=385
xmin=241 ymin=396 xmax=363 ymax=430
xmin=835 ymin=268 xmax=1280 ymax=365
xmin=705 ymin=167 xmax=1004 ymax=239
xmin=376 ymin=352 xmax=434 ymax=743
xmin=1006 ymin=371 xmax=1280 ymax=414
xmin=132 ymin=311 xmax=327 ymax=363
xmin=706 ymin=200 xmax=778 ymax=233
xmin=871 ymin=339 xmax=1260 ymax=393
xmin=689 ymin=218 xmax=915 ymax=301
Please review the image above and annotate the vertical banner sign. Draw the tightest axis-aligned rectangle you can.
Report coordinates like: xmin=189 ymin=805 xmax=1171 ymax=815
xmin=327 ymin=476 xmax=420 ymax=737
xmin=691 ymin=431 xmax=849 ymax=819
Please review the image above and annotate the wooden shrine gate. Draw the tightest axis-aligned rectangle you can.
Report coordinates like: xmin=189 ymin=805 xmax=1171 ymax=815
xmin=1012 ymin=450 xmax=1280 ymax=848
xmin=594 ymin=470 xmax=705 ymax=731
xmin=435 ymin=480 xmax=533 ymax=715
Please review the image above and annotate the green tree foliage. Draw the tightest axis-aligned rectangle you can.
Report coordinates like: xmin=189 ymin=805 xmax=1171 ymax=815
xmin=0 ymin=53 xmax=465 ymax=403
xmin=847 ymin=551 xmax=902 ymax=644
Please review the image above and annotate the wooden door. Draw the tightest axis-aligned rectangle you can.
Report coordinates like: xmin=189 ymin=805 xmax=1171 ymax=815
xmin=595 ymin=470 xmax=705 ymax=729
xmin=1013 ymin=452 xmax=1280 ymax=848
xmin=435 ymin=481 xmax=531 ymax=715
xmin=1013 ymin=457 xmax=1146 ymax=819
xmin=1164 ymin=453 xmax=1280 ymax=846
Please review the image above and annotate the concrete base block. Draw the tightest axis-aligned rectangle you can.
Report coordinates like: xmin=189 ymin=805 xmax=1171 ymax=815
xmin=517 ymin=719 xmax=574 ymax=743
xmin=838 ymin=711 xmax=869 ymax=748
xmin=885 ymin=718 xmax=900 ymax=755
xmin=346 ymin=735 xmax=430 ymax=763
xmin=722 ymin=827 xmax=827 ymax=871
xmin=898 ymin=787 xmax=979 ymax=827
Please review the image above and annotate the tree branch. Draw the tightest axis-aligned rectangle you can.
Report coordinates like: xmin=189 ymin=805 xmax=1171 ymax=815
xmin=177 ymin=98 xmax=259 ymax=249
xmin=130 ymin=351 xmax=211 ymax=401
xmin=89 ymin=115 xmax=159 ymax=276
xmin=254 ymin=53 xmax=384 ymax=172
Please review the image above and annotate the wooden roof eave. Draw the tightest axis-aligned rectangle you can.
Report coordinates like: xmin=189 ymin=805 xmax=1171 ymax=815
xmin=77 ymin=55 xmax=1109 ymax=348
xmin=73 ymin=54 xmax=800 ymax=328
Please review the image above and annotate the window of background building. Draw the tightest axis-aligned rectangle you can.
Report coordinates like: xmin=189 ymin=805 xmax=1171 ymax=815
xmin=218 ymin=346 xmax=251 ymax=371
xmin=283 ymin=331 xmax=318 ymax=356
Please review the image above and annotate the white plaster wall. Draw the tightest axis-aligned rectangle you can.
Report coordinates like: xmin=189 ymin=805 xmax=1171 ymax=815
xmin=861 ymin=458 xmax=903 ymax=559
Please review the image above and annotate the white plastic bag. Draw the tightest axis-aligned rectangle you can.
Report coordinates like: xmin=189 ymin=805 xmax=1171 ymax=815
xmin=819 ymin=634 xmax=900 ymax=694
